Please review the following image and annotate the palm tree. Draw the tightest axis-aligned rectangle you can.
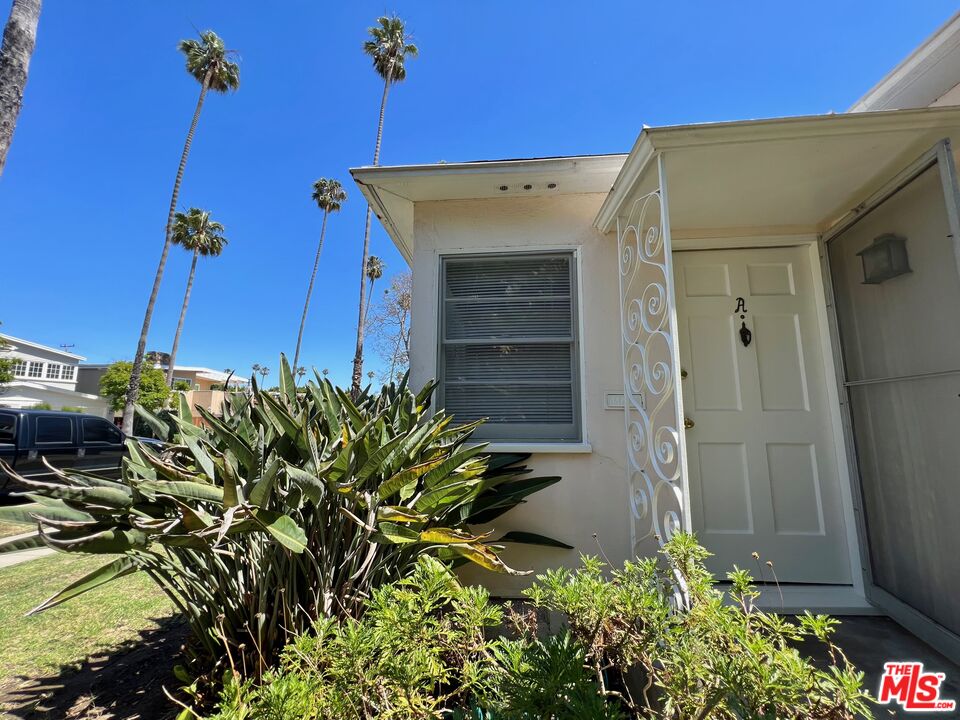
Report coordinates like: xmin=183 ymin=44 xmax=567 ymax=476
xmin=166 ymin=208 xmax=228 ymax=387
xmin=0 ymin=0 xmax=42 ymax=176
xmin=293 ymin=178 xmax=347 ymax=373
xmin=351 ymin=15 xmax=418 ymax=396
xmin=120 ymin=30 xmax=239 ymax=434
xmin=362 ymin=255 xmax=385 ymax=328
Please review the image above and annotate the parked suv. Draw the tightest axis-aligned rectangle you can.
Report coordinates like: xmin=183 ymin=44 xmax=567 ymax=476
xmin=0 ymin=409 xmax=156 ymax=493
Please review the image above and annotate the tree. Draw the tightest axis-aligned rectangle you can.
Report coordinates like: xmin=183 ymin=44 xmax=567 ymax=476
xmin=293 ymin=178 xmax=347 ymax=373
xmin=0 ymin=0 xmax=41 ymax=176
xmin=121 ymin=30 xmax=239 ymax=434
xmin=100 ymin=361 xmax=170 ymax=413
xmin=362 ymin=254 xmax=385 ymax=328
xmin=351 ymin=15 xmax=418 ymax=396
xmin=166 ymin=208 xmax=228 ymax=387
xmin=368 ymin=271 xmax=411 ymax=382
xmin=0 ymin=326 xmax=13 ymax=387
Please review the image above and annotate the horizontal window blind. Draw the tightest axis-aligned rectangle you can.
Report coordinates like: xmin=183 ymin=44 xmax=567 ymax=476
xmin=439 ymin=253 xmax=581 ymax=442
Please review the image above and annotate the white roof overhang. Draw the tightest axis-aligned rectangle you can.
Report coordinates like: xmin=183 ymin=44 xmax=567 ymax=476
xmin=594 ymin=106 xmax=960 ymax=237
xmin=351 ymin=155 xmax=626 ymax=262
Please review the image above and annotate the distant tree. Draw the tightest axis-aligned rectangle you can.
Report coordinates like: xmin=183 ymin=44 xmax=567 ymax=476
xmin=145 ymin=350 xmax=171 ymax=367
xmin=294 ymin=178 xmax=347 ymax=373
xmin=173 ymin=380 xmax=192 ymax=392
xmin=0 ymin=327 xmax=13 ymax=386
xmin=0 ymin=0 xmax=42 ymax=176
xmin=166 ymin=208 xmax=228 ymax=387
xmin=101 ymin=361 xmax=170 ymax=412
xmin=362 ymin=255 xmax=385 ymax=327
xmin=351 ymin=15 xmax=418 ymax=396
xmin=368 ymin=271 xmax=411 ymax=382
xmin=122 ymin=30 xmax=239 ymax=434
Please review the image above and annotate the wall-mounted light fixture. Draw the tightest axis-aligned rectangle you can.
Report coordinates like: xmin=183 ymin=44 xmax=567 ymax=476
xmin=857 ymin=233 xmax=911 ymax=284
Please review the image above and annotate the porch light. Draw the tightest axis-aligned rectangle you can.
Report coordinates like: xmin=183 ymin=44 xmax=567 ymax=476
xmin=856 ymin=233 xmax=911 ymax=284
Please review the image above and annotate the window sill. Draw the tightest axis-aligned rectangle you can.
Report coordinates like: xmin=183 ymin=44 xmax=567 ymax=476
xmin=471 ymin=442 xmax=593 ymax=455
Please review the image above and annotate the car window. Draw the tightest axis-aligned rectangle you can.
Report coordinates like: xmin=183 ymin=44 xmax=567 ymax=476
xmin=0 ymin=414 xmax=15 ymax=443
xmin=36 ymin=416 xmax=73 ymax=444
xmin=82 ymin=417 xmax=122 ymax=444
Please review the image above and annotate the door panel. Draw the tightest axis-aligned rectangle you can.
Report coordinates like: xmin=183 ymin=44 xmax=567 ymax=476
xmin=676 ymin=246 xmax=851 ymax=584
xmin=828 ymin=161 xmax=960 ymax=635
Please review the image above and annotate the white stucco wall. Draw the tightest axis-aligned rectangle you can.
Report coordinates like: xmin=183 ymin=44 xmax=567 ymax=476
xmin=409 ymin=193 xmax=631 ymax=595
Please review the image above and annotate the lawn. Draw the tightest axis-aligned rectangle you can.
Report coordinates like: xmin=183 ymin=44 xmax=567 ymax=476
xmin=0 ymin=520 xmax=28 ymax=539
xmin=0 ymin=552 xmax=176 ymax=680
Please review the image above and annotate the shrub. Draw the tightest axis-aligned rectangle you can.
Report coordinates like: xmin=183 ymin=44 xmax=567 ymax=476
xmin=174 ymin=380 xmax=193 ymax=392
xmin=0 ymin=356 xmax=566 ymax=692
xmin=27 ymin=402 xmax=52 ymax=410
xmin=59 ymin=405 xmax=83 ymax=413
xmin=212 ymin=536 xmax=871 ymax=719
xmin=522 ymin=533 xmax=873 ymax=719
xmin=99 ymin=360 xmax=171 ymax=411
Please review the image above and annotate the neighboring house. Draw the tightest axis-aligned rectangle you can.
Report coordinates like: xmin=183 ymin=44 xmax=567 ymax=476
xmin=0 ymin=334 xmax=111 ymax=419
xmin=352 ymin=13 xmax=960 ymax=662
xmin=78 ymin=364 xmax=248 ymax=424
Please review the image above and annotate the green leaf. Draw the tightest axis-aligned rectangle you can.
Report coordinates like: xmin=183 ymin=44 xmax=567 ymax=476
xmin=373 ymin=521 xmax=419 ymax=544
xmin=28 ymin=557 xmax=138 ymax=615
xmin=494 ymin=531 xmax=573 ymax=549
xmin=0 ymin=502 xmax=94 ymax=526
xmin=278 ymin=354 xmax=296 ymax=405
xmin=135 ymin=404 xmax=172 ymax=442
xmin=448 ymin=542 xmax=531 ymax=576
xmin=419 ymin=527 xmax=490 ymax=544
xmin=377 ymin=456 xmax=445 ymax=500
xmin=0 ymin=532 xmax=45 ymax=553
xmin=138 ymin=480 xmax=224 ymax=504
xmin=253 ymin=510 xmax=307 ymax=553
xmin=43 ymin=526 xmax=149 ymax=553
xmin=177 ymin=391 xmax=194 ymax=423
xmin=376 ymin=506 xmax=428 ymax=524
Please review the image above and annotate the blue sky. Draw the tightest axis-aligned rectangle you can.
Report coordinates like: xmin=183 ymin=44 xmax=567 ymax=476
xmin=1 ymin=1 xmax=956 ymax=387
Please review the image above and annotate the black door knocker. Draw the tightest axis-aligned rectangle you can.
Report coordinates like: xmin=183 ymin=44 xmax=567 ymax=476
xmin=734 ymin=297 xmax=752 ymax=347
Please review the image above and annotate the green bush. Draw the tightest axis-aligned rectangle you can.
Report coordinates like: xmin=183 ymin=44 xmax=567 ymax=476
xmin=0 ymin=356 xmax=566 ymax=692
xmin=212 ymin=535 xmax=872 ymax=720
xmin=59 ymin=405 xmax=83 ymax=413
xmin=174 ymin=380 xmax=193 ymax=392
xmin=27 ymin=402 xmax=52 ymax=410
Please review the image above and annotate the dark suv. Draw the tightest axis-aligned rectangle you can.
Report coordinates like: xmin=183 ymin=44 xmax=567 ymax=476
xmin=0 ymin=409 xmax=134 ymax=493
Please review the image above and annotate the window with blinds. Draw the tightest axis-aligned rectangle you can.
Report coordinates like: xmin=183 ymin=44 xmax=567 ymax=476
xmin=438 ymin=252 xmax=581 ymax=442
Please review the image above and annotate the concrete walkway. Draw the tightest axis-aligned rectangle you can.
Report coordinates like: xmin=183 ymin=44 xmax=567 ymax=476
xmin=0 ymin=531 xmax=54 ymax=569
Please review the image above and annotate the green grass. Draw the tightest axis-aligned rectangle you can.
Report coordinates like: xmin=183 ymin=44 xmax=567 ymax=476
xmin=0 ymin=521 xmax=27 ymax=539
xmin=0 ymin=552 xmax=176 ymax=679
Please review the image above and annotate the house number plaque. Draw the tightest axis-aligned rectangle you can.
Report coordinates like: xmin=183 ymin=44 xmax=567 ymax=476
xmin=734 ymin=297 xmax=752 ymax=348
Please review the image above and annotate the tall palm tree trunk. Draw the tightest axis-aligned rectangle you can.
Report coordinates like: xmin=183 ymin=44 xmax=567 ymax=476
xmin=293 ymin=210 xmax=329 ymax=373
xmin=121 ymin=72 xmax=211 ymax=433
xmin=351 ymin=74 xmax=392 ymax=396
xmin=0 ymin=0 xmax=41 ymax=176
xmin=166 ymin=249 xmax=199 ymax=387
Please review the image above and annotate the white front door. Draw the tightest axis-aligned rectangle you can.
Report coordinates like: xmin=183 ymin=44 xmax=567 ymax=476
xmin=674 ymin=246 xmax=851 ymax=584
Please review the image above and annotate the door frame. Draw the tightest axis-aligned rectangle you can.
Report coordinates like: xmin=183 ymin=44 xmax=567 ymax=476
xmin=671 ymin=235 xmax=866 ymax=605
xmin=819 ymin=140 xmax=960 ymax=662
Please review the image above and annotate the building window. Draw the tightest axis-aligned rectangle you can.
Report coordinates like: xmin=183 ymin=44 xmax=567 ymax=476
xmin=45 ymin=363 xmax=62 ymax=380
xmin=438 ymin=252 xmax=581 ymax=443
xmin=27 ymin=361 xmax=43 ymax=378
xmin=11 ymin=360 xmax=27 ymax=377
xmin=61 ymin=365 xmax=75 ymax=381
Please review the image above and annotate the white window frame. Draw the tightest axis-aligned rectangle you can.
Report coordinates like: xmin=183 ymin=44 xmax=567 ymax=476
xmin=27 ymin=361 xmax=43 ymax=378
xmin=436 ymin=249 xmax=586 ymax=447
xmin=45 ymin=363 xmax=62 ymax=380
xmin=11 ymin=360 xmax=27 ymax=377
xmin=61 ymin=365 xmax=76 ymax=381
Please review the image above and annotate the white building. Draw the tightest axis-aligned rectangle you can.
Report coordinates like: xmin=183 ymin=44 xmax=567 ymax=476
xmin=352 ymin=13 xmax=960 ymax=662
xmin=0 ymin=334 xmax=112 ymax=419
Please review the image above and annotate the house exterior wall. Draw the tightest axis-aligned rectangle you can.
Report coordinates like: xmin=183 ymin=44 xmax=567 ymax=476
xmin=409 ymin=193 xmax=631 ymax=595
xmin=3 ymin=339 xmax=81 ymax=391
